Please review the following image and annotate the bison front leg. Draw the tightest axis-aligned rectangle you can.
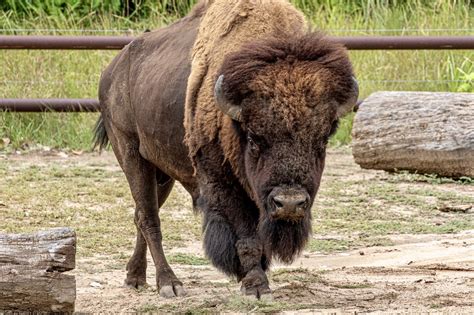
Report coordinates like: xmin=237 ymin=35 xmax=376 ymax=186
xmin=236 ymin=238 xmax=272 ymax=300
xmin=197 ymin=145 xmax=272 ymax=299
xmin=202 ymin=204 xmax=271 ymax=299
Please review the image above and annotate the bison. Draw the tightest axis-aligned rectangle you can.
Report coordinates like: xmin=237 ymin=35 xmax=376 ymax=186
xmin=94 ymin=0 xmax=358 ymax=299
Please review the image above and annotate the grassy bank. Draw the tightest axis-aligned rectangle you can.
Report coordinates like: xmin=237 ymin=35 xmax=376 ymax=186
xmin=0 ymin=0 xmax=472 ymax=150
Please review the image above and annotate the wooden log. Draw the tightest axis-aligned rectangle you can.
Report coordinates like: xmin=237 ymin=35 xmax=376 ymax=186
xmin=0 ymin=228 xmax=76 ymax=312
xmin=352 ymin=91 xmax=474 ymax=177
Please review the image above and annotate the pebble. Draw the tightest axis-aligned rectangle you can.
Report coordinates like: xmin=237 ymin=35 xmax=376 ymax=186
xmin=90 ymin=281 xmax=102 ymax=288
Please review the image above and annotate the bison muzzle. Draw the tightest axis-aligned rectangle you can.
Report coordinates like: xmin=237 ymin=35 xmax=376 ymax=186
xmin=94 ymin=0 xmax=358 ymax=300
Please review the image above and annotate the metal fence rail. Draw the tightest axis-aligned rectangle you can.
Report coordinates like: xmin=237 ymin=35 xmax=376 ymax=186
xmin=1 ymin=35 xmax=473 ymax=112
xmin=1 ymin=35 xmax=474 ymax=50
xmin=0 ymin=99 xmax=99 ymax=112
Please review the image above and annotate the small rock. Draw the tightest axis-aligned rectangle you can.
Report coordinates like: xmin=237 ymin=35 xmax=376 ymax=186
xmin=90 ymin=281 xmax=102 ymax=288
xmin=57 ymin=152 xmax=68 ymax=158
xmin=92 ymin=279 xmax=107 ymax=285
xmin=359 ymin=251 xmax=365 ymax=256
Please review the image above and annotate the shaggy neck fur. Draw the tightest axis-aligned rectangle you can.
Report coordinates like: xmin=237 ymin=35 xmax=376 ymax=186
xmin=184 ymin=0 xmax=307 ymax=168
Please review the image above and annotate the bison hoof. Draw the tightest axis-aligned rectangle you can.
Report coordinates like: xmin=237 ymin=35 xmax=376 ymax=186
xmin=159 ymin=284 xmax=186 ymax=298
xmin=240 ymin=285 xmax=272 ymax=300
xmin=240 ymin=268 xmax=272 ymax=300
xmin=124 ymin=276 xmax=147 ymax=289
xmin=157 ymin=269 xmax=186 ymax=298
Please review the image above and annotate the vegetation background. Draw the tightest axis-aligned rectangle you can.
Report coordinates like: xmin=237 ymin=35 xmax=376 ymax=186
xmin=0 ymin=0 xmax=472 ymax=151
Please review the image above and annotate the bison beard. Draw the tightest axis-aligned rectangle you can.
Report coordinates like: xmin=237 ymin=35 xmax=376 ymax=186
xmin=259 ymin=212 xmax=312 ymax=264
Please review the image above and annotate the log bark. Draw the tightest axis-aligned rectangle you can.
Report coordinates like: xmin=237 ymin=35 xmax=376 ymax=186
xmin=352 ymin=91 xmax=474 ymax=177
xmin=0 ymin=227 xmax=76 ymax=312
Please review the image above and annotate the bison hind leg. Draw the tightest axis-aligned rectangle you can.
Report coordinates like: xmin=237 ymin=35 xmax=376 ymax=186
xmin=203 ymin=212 xmax=243 ymax=279
xmin=125 ymin=228 xmax=148 ymax=289
xmin=125 ymin=171 xmax=174 ymax=289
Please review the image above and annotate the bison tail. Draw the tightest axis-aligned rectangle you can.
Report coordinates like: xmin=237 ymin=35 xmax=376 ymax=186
xmin=93 ymin=114 xmax=109 ymax=150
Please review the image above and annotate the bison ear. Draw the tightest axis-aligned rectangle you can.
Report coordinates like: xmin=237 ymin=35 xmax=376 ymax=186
xmin=214 ymin=75 xmax=243 ymax=122
xmin=336 ymin=76 xmax=359 ymax=118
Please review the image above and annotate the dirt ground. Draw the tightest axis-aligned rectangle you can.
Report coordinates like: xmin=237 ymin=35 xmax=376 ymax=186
xmin=1 ymin=148 xmax=473 ymax=313
xmin=71 ymin=232 xmax=474 ymax=313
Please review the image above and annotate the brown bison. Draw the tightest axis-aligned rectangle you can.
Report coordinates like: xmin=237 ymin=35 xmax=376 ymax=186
xmin=95 ymin=0 xmax=358 ymax=299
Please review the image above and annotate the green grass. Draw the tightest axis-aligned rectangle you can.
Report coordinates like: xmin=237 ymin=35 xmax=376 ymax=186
xmin=0 ymin=158 xmax=201 ymax=257
xmin=168 ymin=253 xmax=209 ymax=266
xmin=0 ymin=1 xmax=472 ymax=151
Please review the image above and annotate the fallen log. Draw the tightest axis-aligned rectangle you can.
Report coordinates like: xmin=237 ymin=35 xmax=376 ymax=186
xmin=352 ymin=92 xmax=474 ymax=178
xmin=0 ymin=227 xmax=76 ymax=312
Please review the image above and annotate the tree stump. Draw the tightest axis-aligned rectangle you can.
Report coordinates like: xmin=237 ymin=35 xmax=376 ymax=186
xmin=0 ymin=227 xmax=76 ymax=312
xmin=352 ymin=91 xmax=474 ymax=177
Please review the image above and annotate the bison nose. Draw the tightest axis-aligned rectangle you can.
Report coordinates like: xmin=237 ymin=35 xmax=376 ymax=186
xmin=273 ymin=194 xmax=308 ymax=212
xmin=270 ymin=189 xmax=310 ymax=221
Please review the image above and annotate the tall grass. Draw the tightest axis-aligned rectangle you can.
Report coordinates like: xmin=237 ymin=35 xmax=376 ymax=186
xmin=0 ymin=0 xmax=472 ymax=150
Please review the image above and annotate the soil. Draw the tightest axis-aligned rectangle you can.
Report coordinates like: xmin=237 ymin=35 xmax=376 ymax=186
xmin=2 ymin=149 xmax=473 ymax=313
xmin=71 ymin=232 xmax=474 ymax=313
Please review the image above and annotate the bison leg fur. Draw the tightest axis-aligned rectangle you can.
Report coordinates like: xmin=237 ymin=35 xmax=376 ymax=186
xmin=203 ymin=212 xmax=241 ymax=277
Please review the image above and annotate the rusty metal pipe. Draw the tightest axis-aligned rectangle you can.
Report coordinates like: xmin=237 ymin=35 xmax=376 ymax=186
xmin=0 ymin=98 xmax=366 ymax=112
xmin=0 ymin=35 xmax=133 ymax=50
xmin=0 ymin=35 xmax=473 ymax=50
xmin=0 ymin=99 xmax=99 ymax=112
xmin=338 ymin=36 xmax=474 ymax=50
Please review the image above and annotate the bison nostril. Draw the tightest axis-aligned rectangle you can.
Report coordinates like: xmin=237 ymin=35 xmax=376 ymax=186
xmin=296 ymin=199 xmax=307 ymax=208
xmin=273 ymin=199 xmax=284 ymax=209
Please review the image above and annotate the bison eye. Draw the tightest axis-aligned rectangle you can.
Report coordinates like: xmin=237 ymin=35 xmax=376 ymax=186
xmin=247 ymin=135 xmax=260 ymax=156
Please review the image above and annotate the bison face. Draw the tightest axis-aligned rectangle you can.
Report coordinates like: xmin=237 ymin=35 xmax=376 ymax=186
xmin=215 ymin=72 xmax=358 ymax=263
xmin=242 ymin=126 xmax=323 ymax=223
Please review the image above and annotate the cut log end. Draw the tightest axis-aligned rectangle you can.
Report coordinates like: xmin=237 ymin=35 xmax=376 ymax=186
xmin=0 ymin=228 xmax=76 ymax=312
xmin=352 ymin=92 xmax=474 ymax=178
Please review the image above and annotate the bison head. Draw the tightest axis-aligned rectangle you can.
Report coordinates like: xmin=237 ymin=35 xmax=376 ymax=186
xmin=215 ymin=33 xmax=358 ymax=263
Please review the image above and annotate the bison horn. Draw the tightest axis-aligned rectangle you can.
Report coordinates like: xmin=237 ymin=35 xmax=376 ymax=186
xmin=337 ymin=76 xmax=359 ymax=118
xmin=214 ymin=75 xmax=243 ymax=122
